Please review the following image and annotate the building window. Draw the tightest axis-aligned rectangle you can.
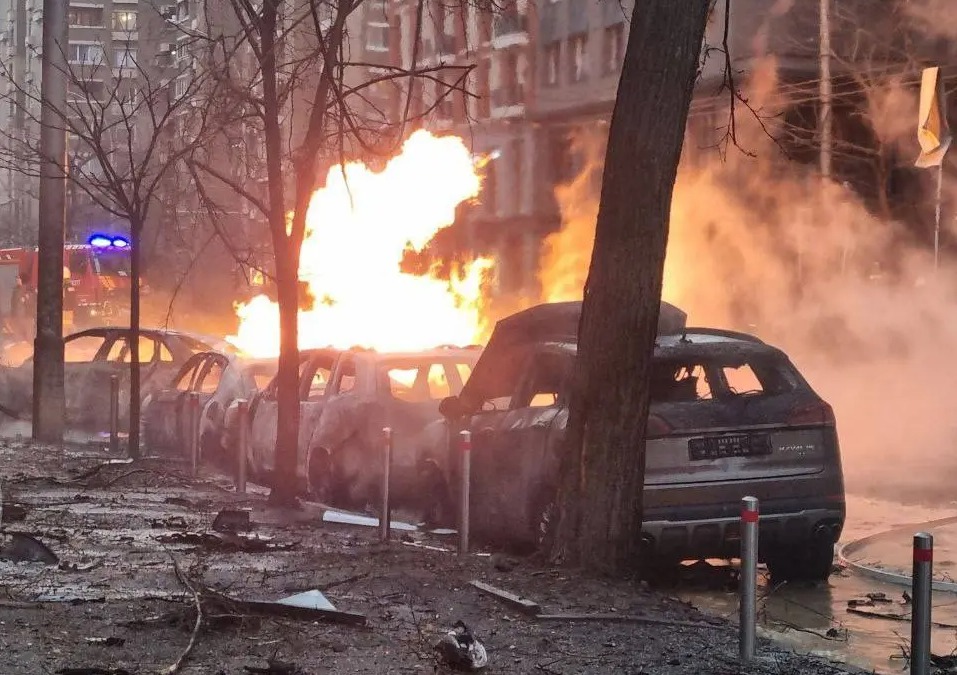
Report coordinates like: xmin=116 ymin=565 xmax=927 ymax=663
xmin=68 ymin=43 xmax=104 ymax=65
xmin=604 ymin=23 xmax=624 ymax=74
xmin=112 ymin=10 xmax=137 ymax=32
xmin=477 ymin=57 xmax=490 ymax=118
xmin=568 ymin=33 xmax=587 ymax=82
xmin=544 ymin=41 xmax=560 ymax=87
xmin=366 ymin=24 xmax=389 ymax=51
xmin=68 ymin=7 xmax=103 ymax=27
xmin=114 ymin=47 xmax=137 ymax=68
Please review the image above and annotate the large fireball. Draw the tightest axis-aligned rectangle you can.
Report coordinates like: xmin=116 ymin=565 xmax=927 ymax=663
xmin=229 ymin=131 xmax=492 ymax=357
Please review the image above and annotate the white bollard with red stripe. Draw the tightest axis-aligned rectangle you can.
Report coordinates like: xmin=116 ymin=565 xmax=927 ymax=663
xmin=740 ymin=496 xmax=759 ymax=662
xmin=380 ymin=427 xmax=393 ymax=542
xmin=458 ymin=430 xmax=471 ymax=556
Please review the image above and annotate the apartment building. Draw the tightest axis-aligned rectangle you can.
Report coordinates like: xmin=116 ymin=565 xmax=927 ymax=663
xmin=0 ymin=0 xmax=176 ymax=243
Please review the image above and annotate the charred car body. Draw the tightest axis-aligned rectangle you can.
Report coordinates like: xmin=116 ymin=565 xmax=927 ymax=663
xmin=234 ymin=346 xmax=480 ymax=515
xmin=433 ymin=302 xmax=845 ymax=581
xmin=143 ymin=351 xmax=276 ymax=463
xmin=0 ymin=327 xmax=216 ymax=429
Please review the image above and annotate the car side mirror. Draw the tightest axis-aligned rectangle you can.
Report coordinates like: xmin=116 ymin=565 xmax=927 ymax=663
xmin=439 ymin=395 xmax=464 ymax=420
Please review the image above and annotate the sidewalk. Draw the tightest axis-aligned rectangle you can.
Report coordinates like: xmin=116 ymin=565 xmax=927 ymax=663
xmin=0 ymin=439 xmax=866 ymax=674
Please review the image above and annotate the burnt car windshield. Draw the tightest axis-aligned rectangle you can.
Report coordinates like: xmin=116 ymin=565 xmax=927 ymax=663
xmin=650 ymin=356 xmax=797 ymax=403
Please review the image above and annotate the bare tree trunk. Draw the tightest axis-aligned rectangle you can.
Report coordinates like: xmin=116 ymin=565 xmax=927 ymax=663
xmin=128 ymin=223 xmax=142 ymax=459
xmin=551 ymin=0 xmax=711 ymax=576
xmin=272 ymin=243 xmax=301 ymax=503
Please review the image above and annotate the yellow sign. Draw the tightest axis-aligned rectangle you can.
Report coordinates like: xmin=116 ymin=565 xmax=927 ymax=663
xmin=916 ymin=66 xmax=951 ymax=168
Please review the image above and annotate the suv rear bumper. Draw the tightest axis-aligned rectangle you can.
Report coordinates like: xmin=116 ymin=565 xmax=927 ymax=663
xmin=643 ymin=500 xmax=845 ymax=562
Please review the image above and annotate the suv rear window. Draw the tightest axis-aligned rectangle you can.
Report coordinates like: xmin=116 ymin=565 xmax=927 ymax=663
xmin=650 ymin=357 xmax=797 ymax=403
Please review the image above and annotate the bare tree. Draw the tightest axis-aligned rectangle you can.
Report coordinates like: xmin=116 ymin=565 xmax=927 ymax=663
xmin=550 ymin=0 xmax=712 ymax=574
xmin=186 ymin=0 xmax=473 ymax=503
xmin=0 ymin=24 xmax=216 ymax=456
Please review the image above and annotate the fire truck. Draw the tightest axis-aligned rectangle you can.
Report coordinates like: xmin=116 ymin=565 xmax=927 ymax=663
xmin=0 ymin=234 xmax=132 ymax=337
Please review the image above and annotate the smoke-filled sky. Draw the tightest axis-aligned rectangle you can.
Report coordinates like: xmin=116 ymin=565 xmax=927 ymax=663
xmin=536 ymin=55 xmax=957 ymax=502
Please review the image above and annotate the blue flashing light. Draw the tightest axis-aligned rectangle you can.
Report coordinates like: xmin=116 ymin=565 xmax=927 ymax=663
xmin=88 ymin=234 xmax=113 ymax=248
xmin=87 ymin=233 xmax=131 ymax=249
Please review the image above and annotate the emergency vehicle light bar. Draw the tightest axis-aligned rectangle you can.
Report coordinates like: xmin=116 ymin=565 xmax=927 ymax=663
xmin=88 ymin=234 xmax=130 ymax=249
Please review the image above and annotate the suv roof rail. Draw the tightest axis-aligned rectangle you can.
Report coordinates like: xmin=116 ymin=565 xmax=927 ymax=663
xmin=680 ymin=327 xmax=765 ymax=344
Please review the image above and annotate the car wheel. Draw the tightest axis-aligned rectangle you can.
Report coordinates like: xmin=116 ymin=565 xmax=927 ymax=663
xmin=307 ymin=447 xmax=334 ymax=504
xmin=768 ymin=537 xmax=835 ymax=584
xmin=418 ymin=462 xmax=452 ymax=528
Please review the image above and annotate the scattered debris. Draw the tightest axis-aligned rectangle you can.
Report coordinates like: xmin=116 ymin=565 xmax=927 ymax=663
xmin=0 ymin=532 xmax=59 ymax=564
xmin=212 ymin=508 xmax=252 ymax=532
xmin=491 ymin=554 xmax=518 ymax=572
xmin=153 ymin=531 xmax=297 ymax=553
xmin=846 ymin=607 xmax=957 ymax=628
xmin=59 ymin=560 xmax=104 ymax=573
xmin=151 ymin=516 xmax=189 ymax=530
xmin=276 ymin=589 xmax=337 ymax=612
xmin=241 ymin=590 xmax=366 ymax=626
xmin=322 ymin=509 xmax=417 ymax=531
xmin=164 ymin=496 xmax=210 ymax=510
xmin=84 ymin=636 xmax=126 ymax=647
xmin=401 ymin=541 xmax=451 ymax=553
xmin=469 ymin=580 xmax=541 ymax=616
xmin=0 ymin=502 xmax=28 ymax=522
xmin=535 ymin=613 xmax=715 ymax=629
xmin=434 ymin=621 xmax=488 ymax=671
xmin=244 ymin=659 xmax=305 ymax=674
xmin=70 ymin=458 xmax=135 ymax=482
xmin=184 ymin=583 xmax=367 ymax=627
xmin=55 ymin=669 xmax=132 ymax=675
xmin=848 ymin=592 xmax=893 ymax=608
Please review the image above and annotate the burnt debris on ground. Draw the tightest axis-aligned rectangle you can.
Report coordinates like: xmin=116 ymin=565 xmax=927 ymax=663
xmin=0 ymin=439 xmax=864 ymax=675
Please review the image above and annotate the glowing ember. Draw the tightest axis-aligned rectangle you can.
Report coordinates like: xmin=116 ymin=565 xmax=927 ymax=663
xmin=228 ymin=131 xmax=492 ymax=357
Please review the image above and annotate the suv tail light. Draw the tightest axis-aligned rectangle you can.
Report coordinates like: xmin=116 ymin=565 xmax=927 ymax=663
xmin=646 ymin=413 xmax=673 ymax=439
xmin=788 ymin=401 xmax=836 ymax=427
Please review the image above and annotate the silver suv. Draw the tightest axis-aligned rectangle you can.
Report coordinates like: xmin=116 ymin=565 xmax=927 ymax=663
xmin=433 ymin=301 xmax=845 ymax=582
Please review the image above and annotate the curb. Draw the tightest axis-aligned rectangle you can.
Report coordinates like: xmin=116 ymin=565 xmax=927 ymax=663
xmin=838 ymin=515 xmax=957 ymax=593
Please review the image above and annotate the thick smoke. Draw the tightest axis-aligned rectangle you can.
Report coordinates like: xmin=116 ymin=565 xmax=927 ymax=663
xmin=538 ymin=63 xmax=957 ymax=502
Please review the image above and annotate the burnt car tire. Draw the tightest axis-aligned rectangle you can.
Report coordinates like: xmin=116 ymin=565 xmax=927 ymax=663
xmin=418 ymin=461 xmax=453 ymax=528
xmin=306 ymin=447 xmax=335 ymax=504
xmin=767 ymin=538 xmax=835 ymax=584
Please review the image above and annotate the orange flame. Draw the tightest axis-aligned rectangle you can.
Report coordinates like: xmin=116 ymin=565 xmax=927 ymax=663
xmin=228 ymin=131 xmax=492 ymax=357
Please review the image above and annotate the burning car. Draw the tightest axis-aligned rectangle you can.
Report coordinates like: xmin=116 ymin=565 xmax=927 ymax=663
xmin=432 ymin=302 xmax=846 ymax=582
xmin=236 ymin=346 xmax=480 ymax=515
xmin=0 ymin=327 xmax=217 ymax=429
xmin=142 ymin=351 xmax=276 ymax=463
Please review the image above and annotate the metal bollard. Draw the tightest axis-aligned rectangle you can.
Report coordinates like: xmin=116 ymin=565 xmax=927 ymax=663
xmin=187 ymin=392 xmax=200 ymax=477
xmin=380 ymin=427 xmax=393 ymax=542
xmin=739 ymin=496 xmax=759 ymax=663
xmin=109 ymin=375 xmax=119 ymax=454
xmin=236 ymin=399 xmax=248 ymax=494
xmin=912 ymin=532 xmax=934 ymax=675
xmin=458 ymin=430 xmax=471 ymax=556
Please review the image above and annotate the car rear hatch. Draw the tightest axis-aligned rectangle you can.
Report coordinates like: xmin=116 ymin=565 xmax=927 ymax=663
xmin=643 ymin=346 xmax=836 ymax=486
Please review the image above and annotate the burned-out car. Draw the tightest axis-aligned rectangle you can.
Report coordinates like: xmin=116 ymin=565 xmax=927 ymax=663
xmin=432 ymin=302 xmax=846 ymax=582
xmin=142 ymin=351 xmax=276 ymax=463
xmin=0 ymin=327 xmax=216 ymax=429
xmin=237 ymin=346 xmax=480 ymax=514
